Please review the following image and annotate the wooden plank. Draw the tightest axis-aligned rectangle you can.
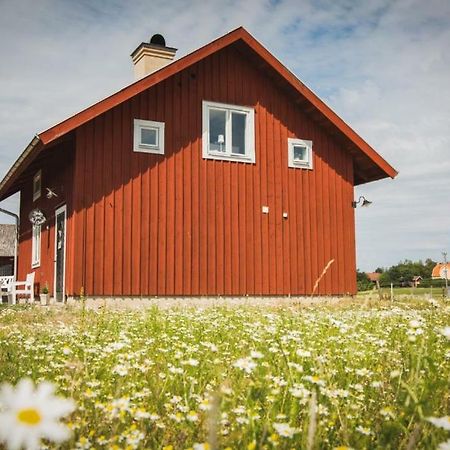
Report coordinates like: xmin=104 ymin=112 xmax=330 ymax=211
xmin=272 ymin=82 xmax=284 ymax=294
xmin=266 ymin=87 xmax=277 ymax=294
xmin=84 ymin=121 xmax=95 ymax=295
xmin=139 ymin=91 xmax=150 ymax=295
xmin=103 ymin=110 xmax=114 ymax=295
xmin=174 ymin=73 xmax=184 ymax=295
xmin=148 ymin=86 xmax=159 ymax=295
xmin=130 ymin=95 xmax=141 ymax=295
xmin=112 ymin=106 xmax=124 ymax=295
xmin=198 ymin=58 xmax=209 ymax=295
xmin=279 ymin=93 xmax=290 ymax=294
xmin=157 ymin=82 xmax=167 ymax=294
xmin=322 ymin=133 xmax=331 ymax=294
xmin=190 ymin=62 xmax=200 ymax=294
xmin=251 ymin=65 xmax=262 ymax=295
xmin=93 ymin=116 xmax=105 ymax=294
xmin=327 ymin=135 xmax=338 ymax=294
xmin=72 ymin=126 xmax=86 ymax=294
xmin=165 ymin=77 xmax=175 ymax=295
xmin=121 ymin=101 xmax=132 ymax=294
xmin=234 ymin=50 xmax=247 ymax=295
xmin=181 ymin=69 xmax=192 ymax=295
xmin=258 ymin=78 xmax=270 ymax=294
xmin=207 ymin=54 xmax=217 ymax=294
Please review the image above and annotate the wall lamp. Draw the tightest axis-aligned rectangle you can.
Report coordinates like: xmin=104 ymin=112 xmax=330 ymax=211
xmin=352 ymin=196 xmax=372 ymax=208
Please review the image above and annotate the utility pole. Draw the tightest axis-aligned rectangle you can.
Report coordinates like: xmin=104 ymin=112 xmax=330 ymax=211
xmin=443 ymin=251 xmax=448 ymax=295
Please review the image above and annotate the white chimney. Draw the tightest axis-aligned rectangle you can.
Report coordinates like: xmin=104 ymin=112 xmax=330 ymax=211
xmin=131 ymin=34 xmax=177 ymax=80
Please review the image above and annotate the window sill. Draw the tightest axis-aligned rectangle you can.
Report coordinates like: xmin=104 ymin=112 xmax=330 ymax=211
xmin=203 ymin=152 xmax=255 ymax=164
xmin=133 ymin=146 xmax=164 ymax=155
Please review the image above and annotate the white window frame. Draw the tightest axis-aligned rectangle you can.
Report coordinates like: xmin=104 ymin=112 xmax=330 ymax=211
xmin=33 ymin=170 xmax=41 ymax=201
xmin=31 ymin=224 xmax=41 ymax=268
xmin=288 ymin=137 xmax=313 ymax=170
xmin=133 ymin=119 xmax=165 ymax=154
xmin=202 ymin=100 xmax=255 ymax=163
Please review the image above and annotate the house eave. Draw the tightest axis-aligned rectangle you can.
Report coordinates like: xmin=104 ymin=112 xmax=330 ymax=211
xmin=0 ymin=135 xmax=42 ymax=201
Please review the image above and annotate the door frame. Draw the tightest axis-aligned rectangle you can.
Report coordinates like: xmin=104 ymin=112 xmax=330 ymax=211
xmin=53 ymin=204 xmax=67 ymax=302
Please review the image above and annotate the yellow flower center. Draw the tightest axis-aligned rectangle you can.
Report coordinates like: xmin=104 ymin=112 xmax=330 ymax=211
xmin=17 ymin=408 xmax=42 ymax=426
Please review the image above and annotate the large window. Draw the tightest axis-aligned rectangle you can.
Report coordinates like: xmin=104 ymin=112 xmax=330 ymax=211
xmin=288 ymin=138 xmax=313 ymax=170
xmin=33 ymin=171 xmax=41 ymax=201
xmin=133 ymin=119 xmax=165 ymax=154
xmin=31 ymin=225 xmax=41 ymax=268
xmin=202 ymin=101 xmax=255 ymax=163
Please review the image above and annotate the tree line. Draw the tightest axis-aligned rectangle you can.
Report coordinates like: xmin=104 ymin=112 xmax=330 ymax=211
xmin=357 ymin=259 xmax=446 ymax=291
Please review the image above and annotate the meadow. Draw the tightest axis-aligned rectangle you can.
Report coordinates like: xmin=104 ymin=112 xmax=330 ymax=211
xmin=0 ymin=299 xmax=449 ymax=449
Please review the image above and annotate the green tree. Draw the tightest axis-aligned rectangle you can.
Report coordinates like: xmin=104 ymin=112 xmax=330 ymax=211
xmin=356 ymin=270 xmax=372 ymax=291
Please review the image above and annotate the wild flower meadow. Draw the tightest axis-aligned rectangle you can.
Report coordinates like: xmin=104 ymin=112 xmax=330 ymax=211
xmin=0 ymin=299 xmax=449 ymax=449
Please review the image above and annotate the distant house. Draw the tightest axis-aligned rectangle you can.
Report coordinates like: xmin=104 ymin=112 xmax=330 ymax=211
xmin=410 ymin=276 xmax=422 ymax=288
xmin=366 ymin=272 xmax=381 ymax=285
xmin=432 ymin=263 xmax=450 ymax=280
xmin=0 ymin=28 xmax=397 ymax=301
xmin=0 ymin=224 xmax=15 ymax=276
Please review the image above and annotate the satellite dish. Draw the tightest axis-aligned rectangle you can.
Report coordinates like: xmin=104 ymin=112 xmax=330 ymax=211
xmin=29 ymin=208 xmax=47 ymax=226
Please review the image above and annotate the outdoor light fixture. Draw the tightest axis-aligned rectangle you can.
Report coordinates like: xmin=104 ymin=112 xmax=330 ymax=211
xmin=45 ymin=187 xmax=58 ymax=199
xmin=352 ymin=196 xmax=372 ymax=208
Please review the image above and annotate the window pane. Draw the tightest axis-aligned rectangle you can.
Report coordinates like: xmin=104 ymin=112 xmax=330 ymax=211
xmin=293 ymin=145 xmax=307 ymax=161
xmin=141 ymin=128 xmax=157 ymax=146
xmin=209 ymin=109 xmax=226 ymax=152
xmin=231 ymin=112 xmax=246 ymax=155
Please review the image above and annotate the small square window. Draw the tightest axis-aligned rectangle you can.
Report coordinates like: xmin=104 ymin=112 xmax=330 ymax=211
xmin=202 ymin=101 xmax=255 ymax=163
xmin=33 ymin=171 xmax=41 ymax=202
xmin=133 ymin=119 xmax=165 ymax=154
xmin=141 ymin=128 xmax=158 ymax=147
xmin=288 ymin=138 xmax=313 ymax=169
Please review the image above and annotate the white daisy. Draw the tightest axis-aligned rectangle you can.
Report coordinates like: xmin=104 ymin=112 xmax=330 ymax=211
xmin=0 ymin=378 xmax=75 ymax=450
xmin=273 ymin=422 xmax=299 ymax=438
xmin=427 ymin=416 xmax=450 ymax=430
xmin=233 ymin=357 xmax=257 ymax=374
xmin=438 ymin=439 xmax=450 ymax=450
xmin=439 ymin=326 xmax=450 ymax=340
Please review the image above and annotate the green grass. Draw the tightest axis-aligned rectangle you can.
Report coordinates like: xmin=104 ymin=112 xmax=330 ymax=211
xmin=0 ymin=300 xmax=449 ymax=449
xmin=358 ymin=287 xmax=448 ymax=298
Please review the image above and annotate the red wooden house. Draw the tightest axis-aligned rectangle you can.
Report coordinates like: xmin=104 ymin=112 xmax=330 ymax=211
xmin=0 ymin=28 xmax=397 ymax=301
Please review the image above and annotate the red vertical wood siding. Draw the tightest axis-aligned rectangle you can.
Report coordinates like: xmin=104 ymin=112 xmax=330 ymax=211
xmin=69 ymin=45 xmax=357 ymax=297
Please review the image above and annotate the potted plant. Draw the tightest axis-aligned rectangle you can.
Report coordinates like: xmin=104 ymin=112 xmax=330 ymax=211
xmin=40 ymin=283 xmax=50 ymax=306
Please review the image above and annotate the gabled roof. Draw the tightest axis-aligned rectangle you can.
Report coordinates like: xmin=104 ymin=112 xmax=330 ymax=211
xmin=366 ymin=272 xmax=381 ymax=282
xmin=0 ymin=27 xmax=397 ymax=200
xmin=432 ymin=263 xmax=450 ymax=279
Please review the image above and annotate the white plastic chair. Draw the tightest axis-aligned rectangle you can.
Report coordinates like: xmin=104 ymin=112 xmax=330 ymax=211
xmin=9 ymin=272 xmax=35 ymax=305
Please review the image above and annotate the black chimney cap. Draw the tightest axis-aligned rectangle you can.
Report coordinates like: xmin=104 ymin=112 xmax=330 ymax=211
xmin=150 ymin=34 xmax=166 ymax=47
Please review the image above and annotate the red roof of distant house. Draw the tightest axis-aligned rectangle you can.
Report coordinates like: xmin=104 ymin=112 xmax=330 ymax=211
xmin=0 ymin=27 xmax=398 ymax=201
xmin=432 ymin=263 xmax=450 ymax=279
xmin=366 ymin=272 xmax=381 ymax=282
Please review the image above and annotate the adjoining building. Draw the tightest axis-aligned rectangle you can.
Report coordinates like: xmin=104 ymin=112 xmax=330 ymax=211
xmin=0 ymin=28 xmax=397 ymax=301
xmin=0 ymin=224 xmax=15 ymax=276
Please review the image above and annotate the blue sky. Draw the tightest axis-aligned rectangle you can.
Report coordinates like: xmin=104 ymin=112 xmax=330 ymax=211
xmin=0 ymin=0 xmax=449 ymax=271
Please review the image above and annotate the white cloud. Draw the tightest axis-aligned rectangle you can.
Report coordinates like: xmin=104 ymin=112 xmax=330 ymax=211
xmin=0 ymin=0 xmax=449 ymax=270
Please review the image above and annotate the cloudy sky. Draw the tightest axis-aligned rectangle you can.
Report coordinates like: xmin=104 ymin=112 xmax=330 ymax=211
xmin=0 ymin=0 xmax=449 ymax=271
